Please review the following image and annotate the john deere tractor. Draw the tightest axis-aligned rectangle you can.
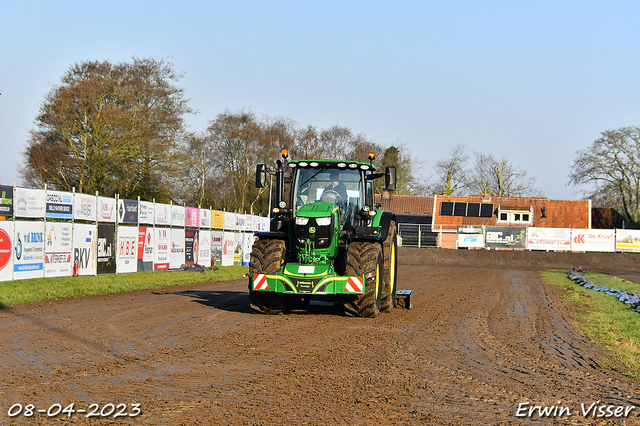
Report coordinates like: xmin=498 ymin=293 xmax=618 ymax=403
xmin=249 ymin=150 xmax=399 ymax=318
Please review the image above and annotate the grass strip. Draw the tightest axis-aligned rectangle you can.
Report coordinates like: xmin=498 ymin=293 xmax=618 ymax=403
xmin=0 ymin=265 xmax=248 ymax=308
xmin=541 ymin=270 xmax=640 ymax=378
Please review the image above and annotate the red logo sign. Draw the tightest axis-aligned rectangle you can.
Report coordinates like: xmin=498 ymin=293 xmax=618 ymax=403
xmin=0 ymin=228 xmax=12 ymax=270
xmin=573 ymin=234 xmax=586 ymax=244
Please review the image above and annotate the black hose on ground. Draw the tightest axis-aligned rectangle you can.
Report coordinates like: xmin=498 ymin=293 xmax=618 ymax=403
xmin=567 ymin=268 xmax=640 ymax=314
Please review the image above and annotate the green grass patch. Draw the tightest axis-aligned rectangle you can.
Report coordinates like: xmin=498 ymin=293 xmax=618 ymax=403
xmin=0 ymin=265 xmax=248 ymax=308
xmin=540 ymin=270 xmax=640 ymax=378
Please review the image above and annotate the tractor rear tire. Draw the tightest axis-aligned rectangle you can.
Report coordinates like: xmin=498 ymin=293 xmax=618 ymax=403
xmin=381 ymin=221 xmax=398 ymax=312
xmin=249 ymin=239 xmax=287 ymax=314
xmin=343 ymin=241 xmax=383 ymax=318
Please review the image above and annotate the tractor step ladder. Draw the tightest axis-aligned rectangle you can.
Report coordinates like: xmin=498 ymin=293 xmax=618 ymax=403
xmin=395 ymin=289 xmax=413 ymax=309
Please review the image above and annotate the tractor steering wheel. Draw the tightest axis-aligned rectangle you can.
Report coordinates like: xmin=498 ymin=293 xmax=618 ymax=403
xmin=321 ymin=189 xmax=341 ymax=203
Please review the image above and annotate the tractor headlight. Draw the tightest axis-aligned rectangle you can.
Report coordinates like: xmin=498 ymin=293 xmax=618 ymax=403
xmin=295 ymin=216 xmax=309 ymax=226
xmin=315 ymin=217 xmax=331 ymax=226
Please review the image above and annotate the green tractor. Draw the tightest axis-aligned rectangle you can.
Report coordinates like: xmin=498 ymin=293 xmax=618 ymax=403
xmin=249 ymin=150 xmax=404 ymax=318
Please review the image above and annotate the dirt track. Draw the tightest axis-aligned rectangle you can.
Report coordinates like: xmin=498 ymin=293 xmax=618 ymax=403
xmin=1 ymin=248 xmax=640 ymax=425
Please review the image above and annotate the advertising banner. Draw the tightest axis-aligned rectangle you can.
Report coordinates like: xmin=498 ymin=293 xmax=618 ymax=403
xmin=242 ymin=232 xmax=254 ymax=265
xmin=224 ymin=212 xmax=236 ymax=231
xmin=527 ymin=228 xmax=572 ymax=251
xmin=171 ymin=205 xmax=185 ymax=227
xmin=14 ymin=188 xmax=46 ymax=218
xmin=170 ymin=228 xmax=185 ymax=269
xmin=118 ymin=199 xmax=138 ymax=224
xmin=222 ymin=231 xmax=235 ymax=266
xmin=155 ymin=203 xmax=171 ymax=226
xmin=45 ymin=190 xmax=73 ymax=219
xmin=457 ymin=225 xmax=483 ymax=234
xmin=13 ymin=221 xmax=45 ymax=280
xmin=97 ymin=224 xmax=116 ymax=274
xmin=0 ymin=185 xmax=13 ymax=217
xmin=198 ymin=230 xmax=211 ymax=267
xmin=236 ymin=214 xmax=246 ymax=232
xmin=571 ymin=229 xmax=616 ymax=252
xmin=185 ymin=207 xmax=199 ymax=228
xmin=72 ymin=223 xmax=96 ymax=276
xmin=212 ymin=210 xmax=224 ymax=229
xmin=234 ymin=232 xmax=243 ymax=265
xmin=116 ymin=226 xmax=138 ymax=274
xmin=245 ymin=215 xmax=254 ymax=232
xmin=73 ymin=193 xmax=97 ymax=221
xmin=153 ymin=228 xmax=170 ymax=270
xmin=263 ymin=217 xmax=270 ymax=232
xmin=615 ymin=229 xmax=640 ymax=253
xmin=199 ymin=209 xmax=211 ymax=229
xmin=44 ymin=222 xmax=72 ymax=277
xmin=457 ymin=233 xmax=484 ymax=248
xmin=98 ymin=196 xmax=116 ymax=223
xmin=185 ymin=229 xmax=199 ymax=264
xmin=138 ymin=201 xmax=154 ymax=225
xmin=211 ymin=230 xmax=223 ymax=267
xmin=0 ymin=221 xmax=14 ymax=281
xmin=137 ymin=226 xmax=154 ymax=272
xmin=484 ymin=226 xmax=527 ymax=249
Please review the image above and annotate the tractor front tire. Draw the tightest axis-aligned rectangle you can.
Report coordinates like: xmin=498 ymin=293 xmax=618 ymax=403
xmin=344 ymin=241 xmax=383 ymax=318
xmin=381 ymin=221 xmax=398 ymax=312
xmin=249 ymin=239 xmax=286 ymax=314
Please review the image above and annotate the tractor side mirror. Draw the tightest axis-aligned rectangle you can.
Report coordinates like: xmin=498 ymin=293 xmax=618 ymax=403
xmin=255 ymin=164 xmax=267 ymax=188
xmin=385 ymin=166 xmax=397 ymax=191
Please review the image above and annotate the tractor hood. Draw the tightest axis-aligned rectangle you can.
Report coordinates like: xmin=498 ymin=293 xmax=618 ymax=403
xmin=296 ymin=202 xmax=338 ymax=218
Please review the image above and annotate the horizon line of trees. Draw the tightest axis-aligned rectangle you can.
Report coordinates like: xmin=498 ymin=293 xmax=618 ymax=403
xmin=19 ymin=58 xmax=640 ymax=227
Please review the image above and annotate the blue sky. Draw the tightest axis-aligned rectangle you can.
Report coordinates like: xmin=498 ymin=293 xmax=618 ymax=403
xmin=1 ymin=1 xmax=639 ymax=199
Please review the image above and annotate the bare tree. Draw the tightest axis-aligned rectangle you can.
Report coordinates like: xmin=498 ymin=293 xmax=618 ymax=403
xmin=429 ymin=143 xmax=469 ymax=195
xmin=467 ymin=152 xmax=539 ymax=197
xmin=569 ymin=126 xmax=640 ymax=225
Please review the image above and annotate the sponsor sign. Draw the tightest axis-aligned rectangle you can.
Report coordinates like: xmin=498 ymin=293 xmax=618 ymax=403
xmin=118 ymin=199 xmax=138 ymax=224
xmin=234 ymin=232 xmax=243 ymax=265
xmin=0 ymin=222 xmax=14 ymax=281
xmin=571 ymin=229 xmax=616 ymax=252
xmin=155 ymin=203 xmax=171 ymax=226
xmin=615 ymin=229 xmax=640 ymax=253
xmin=13 ymin=221 xmax=45 ymax=280
xmin=0 ymin=185 xmax=14 ymax=217
xmin=242 ymin=232 xmax=254 ymax=265
xmin=245 ymin=215 xmax=254 ymax=232
xmin=457 ymin=225 xmax=483 ymax=234
xmin=170 ymin=228 xmax=185 ymax=269
xmin=221 ymin=231 xmax=235 ymax=266
xmin=116 ymin=226 xmax=138 ymax=274
xmin=44 ymin=222 xmax=72 ymax=277
xmin=14 ymin=188 xmax=46 ymax=218
xmin=153 ymin=228 xmax=170 ymax=270
xmin=98 ymin=196 xmax=116 ymax=223
xmin=171 ymin=205 xmax=185 ymax=227
xmin=527 ymin=227 xmax=572 ymax=251
xmin=73 ymin=193 xmax=97 ymax=221
xmin=46 ymin=190 xmax=73 ymax=219
xmin=185 ymin=207 xmax=200 ymax=228
xmin=211 ymin=210 xmax=224 ymax=229
xmin=73 ymin=223 xmax=96 ymax=276
xmin=198 ymin=230 xmax=211 ymax=267
xmin=185 ymin=229 xmax=199 ymax=264
xmin=236 ymin=214 xmax=246 ymax=232
xmin=224 ymin=212 xmax=236 ymax=231
xmin=138 ymin=201 xmax=154 ymax=225
xmin=211 ymin=230 xmax=223 ymax=267
xmin=457 ymin=233 xmax=484 ymax=248
xmin=137 ymin=226 xmax=154 ymax=271
xmin=199 ymin=209 xmax=211 ymax=229
xmin=97 ymin=224 xmax=116 ymax=274
xmin=484 ymin=226 xmax=527 ymax=249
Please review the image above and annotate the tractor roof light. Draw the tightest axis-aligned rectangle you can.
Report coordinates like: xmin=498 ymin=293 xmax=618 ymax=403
xmin=309 ymin=161 xmax=319 ymax=167
xmin=360 ymin=164 xmax=370 ymax=170
xmin=288 ymin=162 xmax=297 ymax=168
xmin=281 ymin=149 xmax=289 ymax=159
xmin=337 ymin=163 xmax=347 ymax=168
xmin=299 ymin=161 xmax=308 ymax=167
xmin=348 ymin=163 xmax=358 ymax=169
xmin=368 ymin=151 xmax=376 ymax=162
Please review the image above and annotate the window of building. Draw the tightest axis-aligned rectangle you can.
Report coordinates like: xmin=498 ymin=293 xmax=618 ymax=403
xmin=497 ymin=208 xmax=533 ymax=225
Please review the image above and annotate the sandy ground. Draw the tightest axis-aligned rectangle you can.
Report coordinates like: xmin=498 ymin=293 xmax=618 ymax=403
xmin=1 ymin=248 xmax=639 ymax=425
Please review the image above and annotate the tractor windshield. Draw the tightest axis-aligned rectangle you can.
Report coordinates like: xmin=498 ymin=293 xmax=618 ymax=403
xmin=293 ymin=167 xmax=364 ymax=220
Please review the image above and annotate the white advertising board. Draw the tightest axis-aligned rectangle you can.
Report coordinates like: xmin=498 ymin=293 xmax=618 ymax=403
xmin=116 ymin=226 xmax=138 ymax=274
xmin=73 ymin=193 xmax=97 ymax=221
xmin=211 ymin=230 xmax=223 ymax=267
xmin=73 ymin=223 xmax=97 ymax=276
xmin=527 ymin=228 xmax=572 ymax=251
xmin=98 ymin=196 xmax=116 ymax=223
xmin=171 ymin=205 xmax=185 ymax=227
xmin=222 ymin=231 xmax=235 ymax=266
xmin=154 ymin=228 xmax=170 ymax=270
xmin=242 ymin=232 xmax=254 ymax=265
xmin=14 ymin=188 xmax=46 ymax=218
xmin=199 ymin=209 xmax=211 ymax=229
xmin=44 ymin=222 xmax=72 ymax=277
xmin=46 ymin=190 xmax=73 ymax=219
xmin=138 ymin=201 xmax=155 ymax=225
xmin=571 ymin=229 xmax=616 ymax=252
xmin=457 ymin=233 xmax=484 ymax=249
xmin=155 ymin=203 xmax=171 ymax=226
xmin=0 ymin=221 xmax=14 ymax=281
xmin=13 ymin=221 xmax=44 ymax=280
xmin=615 ymin=229 xmax=640 ymax=253
xmin=224 ymin=212 xmax=236 ymax=231
xmin=170 ymin=228 xmax=185 ymax=269
xmin=197 ymin=230 xmax=211 ymax=267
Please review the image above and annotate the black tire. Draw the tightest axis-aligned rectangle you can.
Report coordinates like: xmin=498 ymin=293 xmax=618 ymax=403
xmin=248 ymin=239 xmax=286 ymax=314
xmin=381 ymin=221 xmax=398 ymax=312
xmin=343 ymin=242 xmax=383 ymax=318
